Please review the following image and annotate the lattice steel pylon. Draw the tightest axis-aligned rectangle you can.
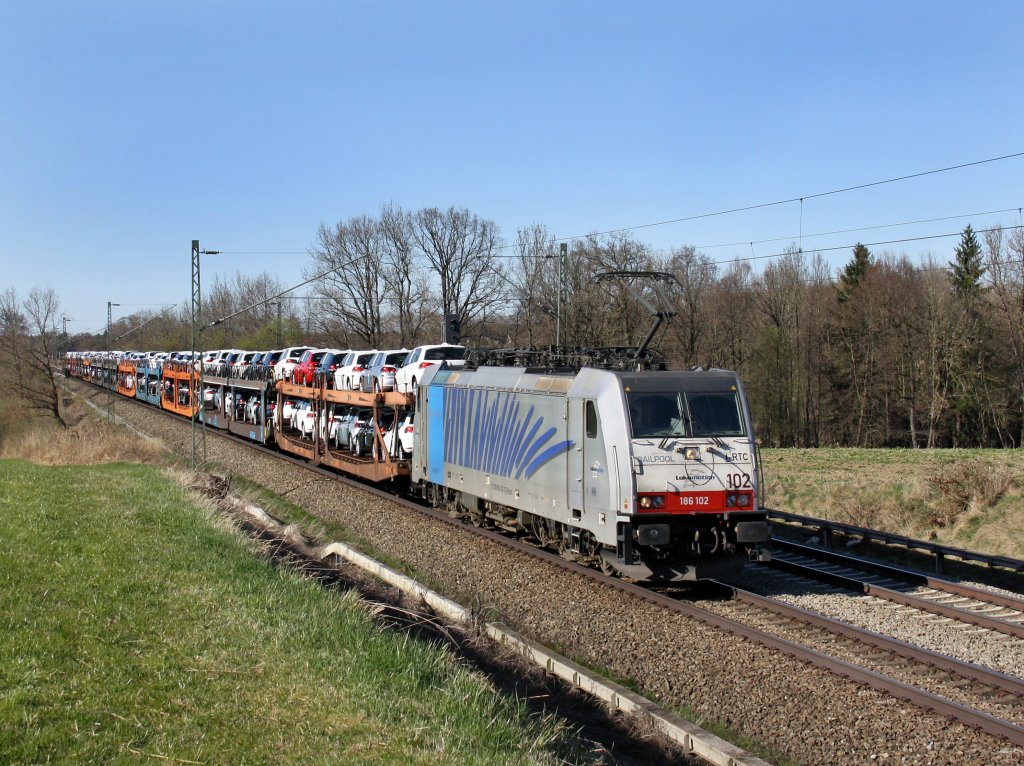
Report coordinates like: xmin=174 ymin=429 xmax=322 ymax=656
xmin=106 ymin=300 xmax=120 ymax=422
xmin=556 ymin=242 xmax=568 ymax=347
xmin=190 ymin=240 xmax=206 ymax=471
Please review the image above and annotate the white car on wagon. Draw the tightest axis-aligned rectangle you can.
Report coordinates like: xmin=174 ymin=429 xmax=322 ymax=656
xmin=333 ymin=349 xmax=378 ymax=391
xmin=394 ymin=344 xmax=466 ymax=394
xmin=272 ymin=346 xmax=313 ymax=381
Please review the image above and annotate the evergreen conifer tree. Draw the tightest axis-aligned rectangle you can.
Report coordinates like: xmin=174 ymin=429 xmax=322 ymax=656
xmin=836 ymin=243 xmax=871 ymax=301
xmin=949 ymin=224 xmax=985 ymax=299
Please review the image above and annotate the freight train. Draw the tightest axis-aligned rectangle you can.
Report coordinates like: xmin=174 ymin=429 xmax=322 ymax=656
xmin=66 ymin=346 xmax=770 ymax=581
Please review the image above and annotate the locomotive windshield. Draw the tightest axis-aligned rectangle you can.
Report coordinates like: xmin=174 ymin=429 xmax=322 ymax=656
xmin=626 ymin=390 xmax=745 ymax=438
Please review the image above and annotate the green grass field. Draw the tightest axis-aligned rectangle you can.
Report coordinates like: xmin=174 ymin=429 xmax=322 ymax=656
xmin=0 ymin=460 xmax=582 ymax=765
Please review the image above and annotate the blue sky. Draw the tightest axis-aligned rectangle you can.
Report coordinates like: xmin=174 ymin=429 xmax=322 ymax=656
xmin=2 ymin=1 xmax=1022 ymax=334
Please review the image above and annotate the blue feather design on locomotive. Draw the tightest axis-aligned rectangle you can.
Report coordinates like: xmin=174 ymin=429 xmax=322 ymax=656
xmin=443 ymin=387 xmax=573 ymax=479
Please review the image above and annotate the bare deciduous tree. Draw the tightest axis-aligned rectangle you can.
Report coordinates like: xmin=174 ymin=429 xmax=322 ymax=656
xmin=0 ymin=287 xmax=67 ymax=426
xmin=510 ymin=223 xmax=558 ymax=345
xmin=662 ymin=245 xmax=717 ymax=366
xmin=985 ymin=226 xmax=1024 ymax=445
xmin=307 ymin=217 xmax=389 ymax=348
xmin=411 ymin=207 xmax=507 ymax=335
xmin=558 ymin=232 xmax=654 ymax=348
xmin=380 ymin=203 xmax=432 ymax=346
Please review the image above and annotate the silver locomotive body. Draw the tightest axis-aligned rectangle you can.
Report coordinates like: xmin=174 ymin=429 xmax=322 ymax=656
xmin=412 ymin=364 xmax=770 ymax=581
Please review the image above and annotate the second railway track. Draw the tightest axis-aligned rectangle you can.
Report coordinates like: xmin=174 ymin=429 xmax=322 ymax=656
xmin=766 ymin=539 xmax=1024 ymax=639
xmin=687 ymin=581 xmax=1024 ymax=736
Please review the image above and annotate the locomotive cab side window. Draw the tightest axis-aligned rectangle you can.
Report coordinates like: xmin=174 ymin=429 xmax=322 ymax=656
xmin=585 ymin=400 xmax=598 ymax=438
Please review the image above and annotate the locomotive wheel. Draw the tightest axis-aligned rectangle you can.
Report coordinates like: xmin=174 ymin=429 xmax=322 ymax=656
xmin=530 ymin=516 xmax=553 ymax=547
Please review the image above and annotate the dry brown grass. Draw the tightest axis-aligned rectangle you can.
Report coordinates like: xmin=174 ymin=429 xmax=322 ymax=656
xmin=0 ymin=396 xmax=169 ymax=466
xmin=929 ymin=460 xmax=1014 ymax=527
xmin=762 ymin=447 xmax=1024 ymax=560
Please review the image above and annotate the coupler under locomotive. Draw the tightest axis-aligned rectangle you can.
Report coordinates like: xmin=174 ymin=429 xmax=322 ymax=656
xmin=602 ymin=514 xmax=772 ymax=582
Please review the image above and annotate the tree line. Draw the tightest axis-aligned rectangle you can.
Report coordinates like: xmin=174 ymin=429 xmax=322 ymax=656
xmin=6 ymin=204 xmax=1023 ymax=447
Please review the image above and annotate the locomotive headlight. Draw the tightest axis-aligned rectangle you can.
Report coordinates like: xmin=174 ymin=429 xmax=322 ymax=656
xmin=638 ymin=494 xmax=666 ymax=510
xmin=682 ymin=447 xmax=700 ymax=460
xmin=726 ymin=492 xmax=752 ymax=508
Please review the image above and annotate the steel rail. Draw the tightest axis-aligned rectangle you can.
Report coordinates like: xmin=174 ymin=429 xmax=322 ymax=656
xmin=772 ymin=539 xmax=1024 ymax=611
xmin=768 ymin=508 xmax=1024 ymax=574
xmin=70 ymin=377 xmax=1024 ymax=748
xmin=707 ymin=582 xmax=1024 ymax=698
xmin=698 ymin=585 xmax=1024 ymax=746
xmin=767 ymin=545 xmax=1024 ymax=640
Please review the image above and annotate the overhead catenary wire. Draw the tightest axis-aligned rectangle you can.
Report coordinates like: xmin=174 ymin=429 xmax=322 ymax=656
xmin=490 ymin=205 xmax=1023 ymax=259
xmin=495 ymin=223 xmax=1024 ymax=272
xmin=548 ymin=150 xmax=1024 ymax=245
xmin=195 ymin=153 xmax=1024 ymax=261
xmin=203 ymin=257 xmax=363 ymax=329
xmin=193 ymin=152 xmax=1023 ymax=323
xmin=114 ymin=304 xmax=179 ymax=342
xmin=687 ymin=206 xmax=1024 ymax=252
xmin=199 ymin=223 xmax=1023 ymax=327
xmin=708 ymin=224 xmax=1023 ymax=267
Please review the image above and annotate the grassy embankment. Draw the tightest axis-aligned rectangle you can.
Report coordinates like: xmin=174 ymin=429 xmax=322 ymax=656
xmin=0 ymin=457 xmax=583 ymax=765
xmin=762 ymin=448 xmax=1024 ymax=560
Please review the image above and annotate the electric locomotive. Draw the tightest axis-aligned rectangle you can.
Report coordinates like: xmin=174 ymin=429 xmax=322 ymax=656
xmin=411 ymin=359 xmax=770 ymax=581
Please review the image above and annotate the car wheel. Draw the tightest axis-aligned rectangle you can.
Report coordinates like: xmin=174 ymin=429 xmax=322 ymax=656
xmin=354 ymin=437 xmax=363 ymax=457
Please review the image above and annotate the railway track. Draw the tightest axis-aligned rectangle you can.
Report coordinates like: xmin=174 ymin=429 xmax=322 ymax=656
xmin=70 ymin=379 xmax=1024 ymax=753
xmin=766 ymin=539 xmax=1024 ymax=639
xmin=234 ymin=423 xmax=1024 ymax=748
xmin=686 ymin=582 xmax=1024 ymax=737
xmin=768 ymin=508 xmax=1024 ymax=586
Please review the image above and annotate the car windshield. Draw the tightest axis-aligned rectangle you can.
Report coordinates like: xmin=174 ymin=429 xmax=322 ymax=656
xmin=626 ymin=391 xmax=744 ymax=438
xmin=424 ymin=347 xmax=465 ymax=361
